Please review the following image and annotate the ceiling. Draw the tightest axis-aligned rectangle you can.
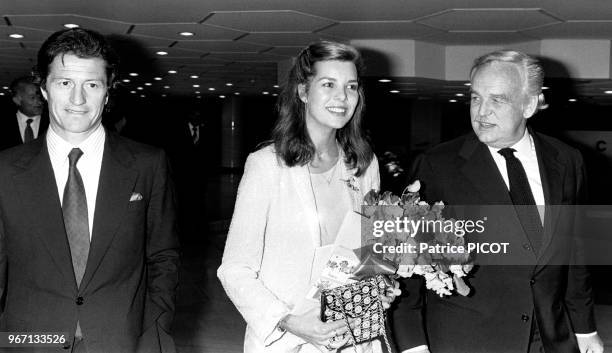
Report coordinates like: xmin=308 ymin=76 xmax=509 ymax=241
xmin=1 ymin=0 xmax=612 ymax=101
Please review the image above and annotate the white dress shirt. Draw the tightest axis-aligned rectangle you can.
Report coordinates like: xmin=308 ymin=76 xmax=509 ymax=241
xmin=16 ymin=111 xmax=41 ymax=141
xmin=188 ymin=122 xmax=200 ymax=144
xmin=47 ymin=125 xmax=106 ymax=238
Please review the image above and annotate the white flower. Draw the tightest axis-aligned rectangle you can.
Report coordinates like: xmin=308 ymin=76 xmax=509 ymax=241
xmin=406 ymin=180 xmax=421 ymax=193
xmin=449 ymin=264 xmax=466 ymax=277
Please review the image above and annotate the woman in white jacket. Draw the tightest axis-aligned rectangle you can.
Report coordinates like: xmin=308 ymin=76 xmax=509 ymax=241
xmin=218 ymin=41 xmax=396 ymax=353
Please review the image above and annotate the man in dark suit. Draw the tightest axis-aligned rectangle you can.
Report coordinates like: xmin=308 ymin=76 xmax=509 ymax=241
xmin=166 ymin=105 xmax=208 ymax=243
xmin=0 ymin=28 xmax=179 ymax=353
xmin=392 ymin=50 xmax=603 ymax=353
xmin=0 ymin=76 xmax=48 ymax=151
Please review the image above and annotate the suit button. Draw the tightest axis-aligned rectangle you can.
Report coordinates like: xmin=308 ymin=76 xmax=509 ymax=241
xmin=521 ymin=314 xmax=530 ymax=322
xmin=530 ymin=279 xmax=535 ymax=285
xmin=76 ymin=296 xmax=84 ymax=305
xmin=522 ymin=243 xmax=531 ymax=251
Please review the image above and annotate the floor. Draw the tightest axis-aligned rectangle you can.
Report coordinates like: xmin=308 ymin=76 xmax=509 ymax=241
xmin=172 ymin=173 xmax=612 ymax=353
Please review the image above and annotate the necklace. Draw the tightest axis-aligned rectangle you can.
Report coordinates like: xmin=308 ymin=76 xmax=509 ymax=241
xmin=310 ymin=156 xmax=339 ymax=185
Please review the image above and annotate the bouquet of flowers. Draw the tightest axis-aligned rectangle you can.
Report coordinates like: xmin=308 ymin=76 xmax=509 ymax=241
xmin=361 ymin=180 xmax=474 ymax=297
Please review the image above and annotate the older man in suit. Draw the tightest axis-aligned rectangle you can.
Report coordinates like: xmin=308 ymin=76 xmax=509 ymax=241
xmin=0 ymin=28 xmax=179 ymax=353
xmin=0 ymin=76 xmax=48 ymax=151
xmin=392 ymin=51 xmax=603 ymax=353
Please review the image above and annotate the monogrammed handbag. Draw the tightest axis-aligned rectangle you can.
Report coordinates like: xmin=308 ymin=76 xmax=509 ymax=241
xmin=320 ymin=275 xmax=392 ymax=351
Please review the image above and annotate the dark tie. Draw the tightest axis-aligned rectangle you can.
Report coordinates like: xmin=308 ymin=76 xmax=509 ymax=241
xmin=24 ymin=119 xmax=34 ymax=143
xmin=191 ymin=125 xmax=199 ymax=144
xmin=498 ymin=148 xmax=543 ymax=252
xmin=62 ymin=148 xmax=90 ymax=287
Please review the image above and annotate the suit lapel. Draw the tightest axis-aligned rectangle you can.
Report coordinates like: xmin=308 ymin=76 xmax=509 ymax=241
xmin=11 ymin=139 xmax=76 ymax=288
xmin=80 ymin=133 xmax=138 ymax=290
xmin=289 ymin=161 xmax=323 ymax=247
xmin=532 ymin=132 xmax=564 ymax=263
xmin=458 ymin=134 xmax=513 ymax=205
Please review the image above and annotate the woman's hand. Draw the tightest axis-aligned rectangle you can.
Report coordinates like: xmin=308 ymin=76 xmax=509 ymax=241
xmin=380 ymin=278 xmax=402 ymax=309
xmin=280 ymin=308 xmax=350 ymax=351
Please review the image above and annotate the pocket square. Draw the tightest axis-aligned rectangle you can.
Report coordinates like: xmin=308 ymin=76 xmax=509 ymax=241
xmin=130 ymin=192 xmax=143 ymax=202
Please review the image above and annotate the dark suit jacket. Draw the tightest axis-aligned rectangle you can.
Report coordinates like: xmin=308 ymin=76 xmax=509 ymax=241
xmin=0 ymin=110 xmax=49 ymax=151
xmin=392 ymin=130 xmax=596 ymax=353
xmin=0 ymin=131 xmax=180 ymax=353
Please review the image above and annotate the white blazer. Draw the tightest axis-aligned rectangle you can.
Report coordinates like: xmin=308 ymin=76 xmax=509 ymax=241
xmin=218 ymin=145 xmax=380 ymax=353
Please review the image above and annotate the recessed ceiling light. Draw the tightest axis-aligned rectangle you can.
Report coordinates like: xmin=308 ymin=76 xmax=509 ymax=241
xmin=605 ymin=91 xmax=612 ymax=94
xmin=219 ymin=95 xmax=226 ymax=99
xmin=390 ymin=90 xmax=400 ymax=94
xmin=208 ymin=87 xmax=215 ymax=91
xmin=140 ymin=94 xmax=145 ymax=98
xmin=0 ymin=93 xmax=4 ymax=96
xmin=464 ymin=83 xmax=471 ymax=86
xmin=273 ymin=85 xmax=279 ymax=88
xmin=154 ymin=77 xmax=162 ymax=81
xmin=144 ymin=83 xmax=152 ymax=86
xmin=168 ymin=70 xmax=177 ymax=74
xmin=234 ymin=92 xmax=240 ymax=95
xmin=129 ymin=72 xmax=138 ymax=77
xmin=130 ymin=91 xmax=136 ymax=94
xmin=156 ymin=51 xmax=168 ymax=56
xmin=272 ymin=93 xmax=278 ymax=96
xmin=179 ymin=32 xmax=195 ymax=37
xmin=568 ymin=98 xmax=576 ymax=102
xmin=262 ymin=91 xmax=269 ymax=95
xmin=193 ymin=84 xmax=200 ymax=88
xmin=3 ymin=86 xmax=9 ymax=89
xmin=9 ymin=34 xmax=24 ymax=39
xmin=161 ymin=94 xmax=167 ymax=97
xmin=64 ymin=24 xmax=79 ymax=29
xmin=137 ymin=87 xmax=143 ymax=90
xmin=190 ymin=75 xmax=199 ymax=79
xmin=197 ymin=96 xmax=202 ymax=99
xmin=163 ymin=85 xmax=170 ymax=89
xmin=226 ymin=83 xmax=233 ymax=86
xmin=456 ymin=93 xmax=464 ymax=97
xmin=378 ymin=79 xmax=391 ymax=83
xmin=449 ymin=99 xmax=457 ymax=103
xmin=122 ymin=79 xmax=130 ymax=83
xmin=195 ymin=91 xmax=201 ymax=94
xmin=542 ymin=86 xmax=549 ymax=90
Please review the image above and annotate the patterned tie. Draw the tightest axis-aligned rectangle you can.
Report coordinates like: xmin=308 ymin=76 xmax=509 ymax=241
xmin=24 ymin=119 xmax=34 ymax=143
xmin=62 ymin=148 xmax=90 ymax=287
xmin=498 ymin=148 xmax=543 ymax=252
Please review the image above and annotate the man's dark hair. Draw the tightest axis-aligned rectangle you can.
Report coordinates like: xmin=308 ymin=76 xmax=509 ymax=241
xmin=9 ymin=76 xmax=38 ymax=98
xmin=37 ymin=28 xmax=119 ymax=90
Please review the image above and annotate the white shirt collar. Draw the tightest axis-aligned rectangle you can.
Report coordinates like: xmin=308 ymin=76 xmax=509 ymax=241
xmin=488 ymin=129 xmax=535 ymax=157
xmin=46 ymin=123 xmax=106 ymax=165
xmin=16 ymin=110 xmax=41 ymax=123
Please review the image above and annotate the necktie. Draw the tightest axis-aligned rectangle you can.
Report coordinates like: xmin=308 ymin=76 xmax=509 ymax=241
xmin=192 ymin=125 xmax=199 ymax=144
xmin=24 ymin=119 xmax=34 ymax=143
xmin=62 ymin=148 xmax=90 ymax=287
xmin=498 ymin=148 xmax=543 ymax=252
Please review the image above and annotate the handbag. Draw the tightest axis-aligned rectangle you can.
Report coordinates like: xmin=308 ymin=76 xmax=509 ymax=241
xmin=320 ymin=274 xmax=393 ymax=352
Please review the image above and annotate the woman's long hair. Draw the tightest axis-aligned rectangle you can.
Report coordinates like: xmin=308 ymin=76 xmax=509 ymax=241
xmin=271 ymin=41 xmax=373 ymax=177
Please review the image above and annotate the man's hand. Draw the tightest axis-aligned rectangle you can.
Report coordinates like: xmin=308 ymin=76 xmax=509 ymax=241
xmin=280 ymin=308 xmax=350 ymax=350
xmin=577 ymin=333 xmax=604 ymax=353
xmin=380 ymin=278 xmax=402 ymax=309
